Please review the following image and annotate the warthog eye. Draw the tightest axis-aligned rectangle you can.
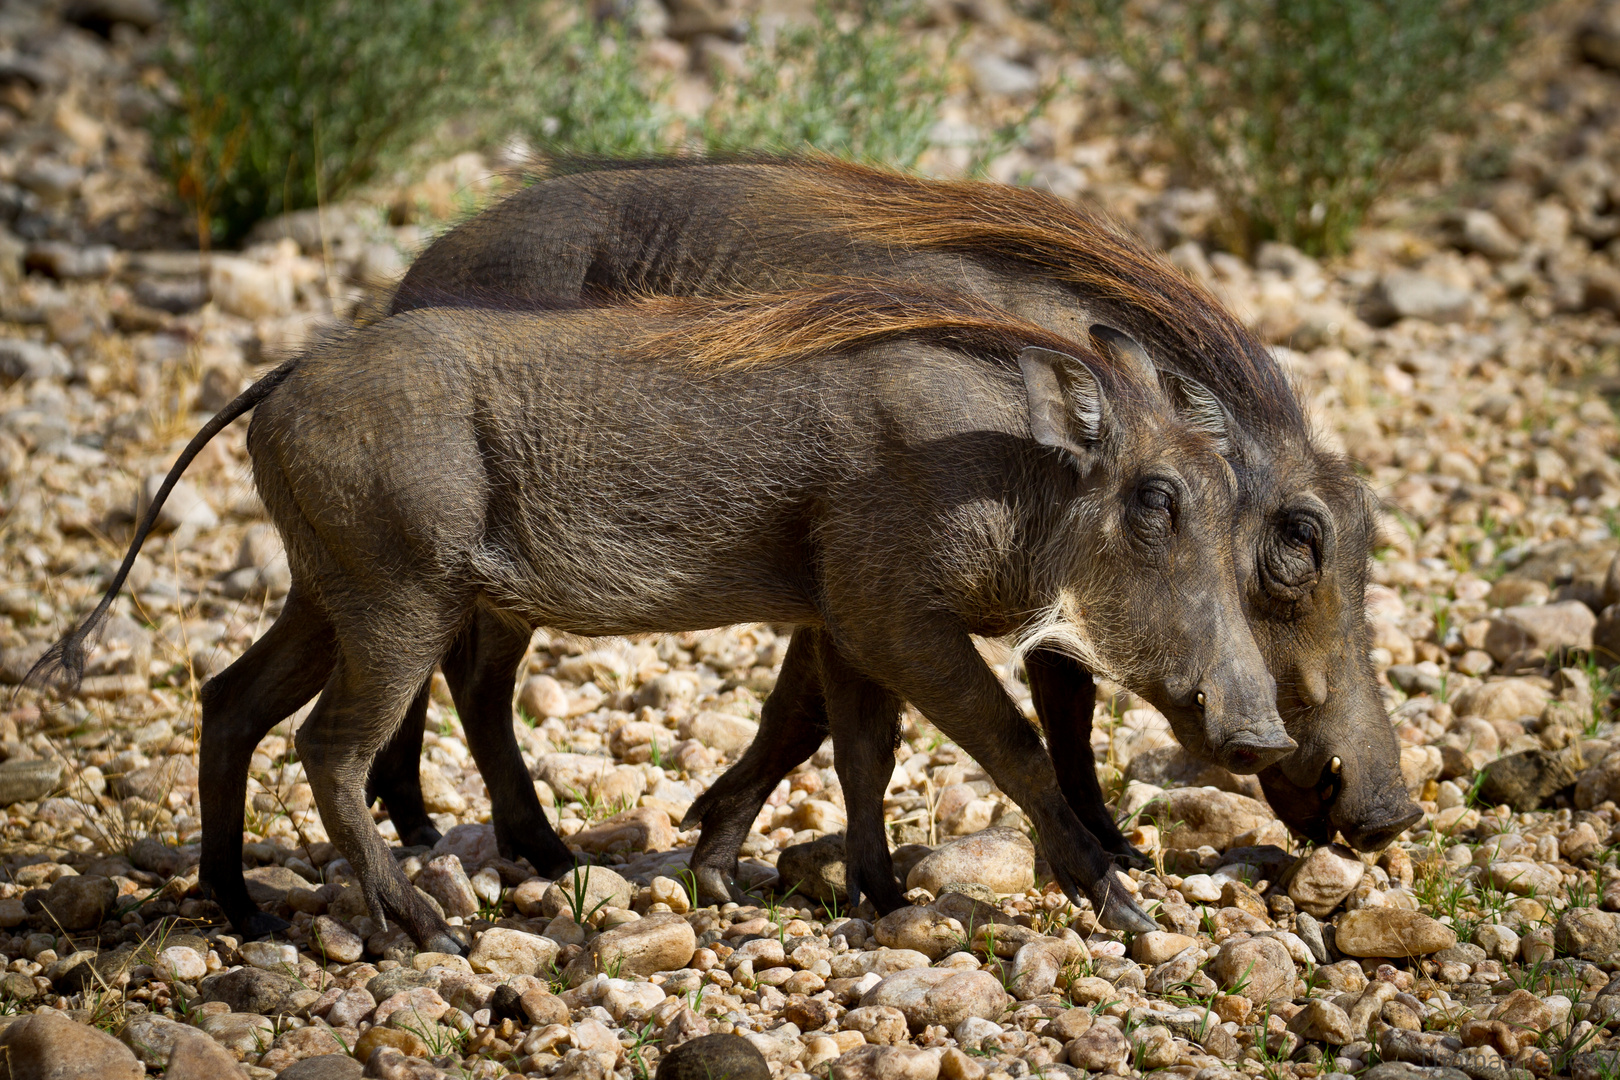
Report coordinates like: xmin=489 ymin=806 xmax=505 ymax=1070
xmin=1263 ymin=509 xmax=1326 ymax=598
xmin=1139 ymin=484 xmax=1172 ymax=513
xmin=1286 ymin=517 xmax=1319 ymax=553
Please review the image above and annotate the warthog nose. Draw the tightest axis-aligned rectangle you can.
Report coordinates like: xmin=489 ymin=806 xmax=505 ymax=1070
xmin=1221 ymin=724 xmax=1298 ymax=774
xmin=1341 ymin=804 xmax=1424 ymax=851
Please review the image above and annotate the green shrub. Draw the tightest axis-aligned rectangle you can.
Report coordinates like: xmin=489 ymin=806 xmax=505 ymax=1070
xmin=1068 ymin=0 xmax=1544 ymax=256
xmin=158 ymin=0 xmax=1022 ymax=243
xmin=157 ymin=0 xmax=519 ymax=245
xmin=499 ymin=14 xmax=672 ymax=161
xmin=701 ymin=0 xmax=953 ymax=169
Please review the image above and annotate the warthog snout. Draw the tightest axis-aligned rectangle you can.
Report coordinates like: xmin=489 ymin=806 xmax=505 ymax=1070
xmin=1184 ymin=654 xmax=1294 ymax=774
xmin=1217 ymin=723 xmax=1298 ymax=774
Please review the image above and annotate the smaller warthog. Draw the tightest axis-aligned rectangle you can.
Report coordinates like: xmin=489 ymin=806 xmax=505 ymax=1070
xmin=34 ymin=285 xmax=1283 ymax=945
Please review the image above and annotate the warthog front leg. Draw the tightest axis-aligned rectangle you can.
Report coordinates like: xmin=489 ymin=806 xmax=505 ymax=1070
xmin=685 ymin=628 xmax=827 ymax=906
xmin=199 ymin=589 xmax=334 ymax=938
xmin=833 ymin=618 xmax=1158 ymax=933
xmin=1024 ymin=648 xmax=1149 ymax=870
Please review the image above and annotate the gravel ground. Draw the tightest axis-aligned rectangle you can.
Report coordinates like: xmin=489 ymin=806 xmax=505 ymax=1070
xmin=1 ymin=2 xmax=1620 ymax=1080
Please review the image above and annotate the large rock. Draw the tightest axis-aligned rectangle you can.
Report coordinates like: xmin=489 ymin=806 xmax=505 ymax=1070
xmin=1065 ymin=1023 xmax=1131 ymax=1072
xmin=1365 ymin=270 xmax=1474 ymax=325
xmin=777 ymin=835 xmax=850 ymax=903
xmin=1451 ymin=680 xmax=1551 ymax=723
xmin=905 ymin=828 xmax=1034 ymax=895
xmin=415 ymin=855 xmax=478 ymax=919
xmin=532 ymin=753 xmax=646 ymax=807
xmin=1154 ymin=788 xmax=1273 ymax=850
xmin=0 ymin=758 xmax=62 ymax=805
xmin=1554 ymin=908 xmax=1620 ymax=963
xmin=311 ymin=915 xmax=365 ymax=965
xmin=859 ymin=967 xmax=1010 ymax=1031
xmin=657 ymin=1034 xmax=771 ymax=1080
xmin=163 ymin=1030 xmax=253 ymax=1080
xmin=1483 ymin=860 xmax=1561 ymax=896
xmin=1576 ymin=750 xmax=1620 ymax=810
xmin=570 ymin=807 xmax=677 ymax=855
xmin=199 ymin=966 xmax=314 ymax=1016
xmin=829 ymin=1045 xmax=940 ymax=1080
xmin=39 ymin=874 xmax=116 ymax=931
xmin=195 ymin=1012 xmax=276 ymax=1058
xmin=565 ymin=912 xmax=695 ymax=984
xmin=1335 ymin=909 xmax=1456 ymax=957
xmin=117 ymin=1014 xmax=192 ymax=1069
xmin=468 ymin=927 xmax=561 ymax=976
xmin=1288 ymin=999 xmax=1354 ymax=1045
xmin=1476 ymin=747 xmax=1584 ymax=812
xmin=1485 ymin=603 xmax=1595 ymax=665
xmin=678 ymin=712 xmax=759 ymax=757
xmin=873 ymin=906 xmax=965 ymax=961
xmin=1287 ymin=844 xmax=1366 ymax=917
xmin=539 ymin=865 xmax=634 ymax=920
xmin=0 ymin=1012 xmax=144 ymax=1080
xmin=1208 ymin=936 xmax=1295 ymax=1003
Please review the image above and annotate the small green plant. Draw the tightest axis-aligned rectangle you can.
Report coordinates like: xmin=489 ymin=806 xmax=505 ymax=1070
xmin=624 ymin=1021 xmax=666 ymax=1080
xmin=701 ymin=0 xmax=951 ymax=169
xmin=1066 ymin=0 xmax=1545 ymax=255
xmin=156 ymin=0 xmax=519 ymax=244
xmin=506 ymin=12 xmax=672 ymax=162
xmin=564 ymin=861 xmax=614 ymax=926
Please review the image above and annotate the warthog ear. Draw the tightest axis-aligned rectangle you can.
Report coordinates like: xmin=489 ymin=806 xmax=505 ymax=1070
xmin=1018 ymin=346 xmax=1107 ymax=460
xmin=1088 ymin=324 xmax=1156 ymax=384
xmin=1161 ymin=370 xmax=1234 ymax=456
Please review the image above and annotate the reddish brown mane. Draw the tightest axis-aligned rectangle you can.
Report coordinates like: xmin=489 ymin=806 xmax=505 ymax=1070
xmin=626 ymin=283 xmax=1133 ymax=388
xmin=777 ymin=157 xmax=1298 ymax=426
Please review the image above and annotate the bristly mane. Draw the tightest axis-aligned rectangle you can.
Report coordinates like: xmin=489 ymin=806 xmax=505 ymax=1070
xmin=627 ymin=282 xmax=1148 ymax=398
xmin=789 ymin=156 xmax=1304 ymax=433
xmin=525 ymin=153 xmax=1305 ymax=433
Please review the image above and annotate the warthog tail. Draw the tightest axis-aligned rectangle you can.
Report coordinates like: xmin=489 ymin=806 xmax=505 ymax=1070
xmin=21 ymin=361 xmax=298 ymax=694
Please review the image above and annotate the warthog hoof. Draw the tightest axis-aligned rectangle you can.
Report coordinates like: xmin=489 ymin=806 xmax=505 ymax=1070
xmin=1088 ymin=873 xmax=1158 ymax=934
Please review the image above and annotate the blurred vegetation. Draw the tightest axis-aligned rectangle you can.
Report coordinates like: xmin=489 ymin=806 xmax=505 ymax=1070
xmin=156 ymin=0 xmax=514 ymax=245
xmin=1066 ymin=0 xmax=1545 ymax=256
xmin=702 ymin=0 xmax=952 ymax=169
xmin=155 ymin=0 xmax=993 ymax=245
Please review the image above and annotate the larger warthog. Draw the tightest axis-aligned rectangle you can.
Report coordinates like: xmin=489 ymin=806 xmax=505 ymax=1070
xmin=378 ymin=157 xmax=1419 ymax=867
xmin=35 ymin=285 xmax=1281 ymax=943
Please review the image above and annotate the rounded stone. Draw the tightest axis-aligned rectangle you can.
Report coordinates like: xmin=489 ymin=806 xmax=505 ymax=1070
xmin=656 ymin=1034 xmax=770 ymax=1080
xmin=539 ymin=865 xmax=634 ymax=920
xmin=1153 ymin=788 xmax=1273 ymax=850
xmin=565 ymin=911 xmax=695 ymax=984
xmin=904 ymin=827 xmax=1034 ymax=896
xmin=1208 ymin=935 xmax=1296 ymax=1003
xmin=0 ymin=1013 xmax=144 ymax=1080
xmin=873 ymin=906 xmax=966 ymax=961
xmin=1130 ymin=930 xmax=1197 ymax=966
xmin=1553 ymin=908 xmax=1620 ymax=964
xmin=1287 ymin=844 xmax=1366 ymax=917
xmin=1335 ymin=909 xmax=1457 ymax=957
xmin=858 ymin=967 xmax=1010 ymax=1031
xmin=311 ymin=914 xmax=365 ymax=964
xmin=40 ymin=874 xmax=116 ymax=931
xmin=468 ymin=926 xmax=561 ymax=976
xmin=1066 ymin=1023 xmax=1130 ymax=1072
